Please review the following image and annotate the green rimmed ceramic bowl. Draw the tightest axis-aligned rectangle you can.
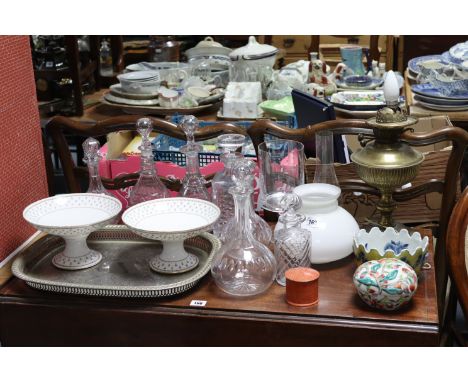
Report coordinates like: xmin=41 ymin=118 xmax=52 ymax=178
xmin=353 ymin=227 xmax=429 ymax=275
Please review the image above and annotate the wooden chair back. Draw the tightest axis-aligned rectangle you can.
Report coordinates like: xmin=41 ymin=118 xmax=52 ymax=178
xmin=44 ymin=115 xmax=246 ymax=194
xmin=247 ymin=118 xmax=468 ymax=317
xmin=447 ymin=187 xmax=468 ymax=325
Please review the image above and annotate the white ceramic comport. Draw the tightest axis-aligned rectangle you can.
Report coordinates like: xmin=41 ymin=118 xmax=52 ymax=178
xmin=23 ymin=193 xmax=122 ymax=270
xmin=122 ymin=197 xmax=220 ymax=274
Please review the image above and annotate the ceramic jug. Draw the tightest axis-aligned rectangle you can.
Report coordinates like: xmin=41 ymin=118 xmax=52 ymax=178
xmin=340 ymin=45 xmax=366 ymax=76
xmin=276 ymin=183 xmax=359 ymax=264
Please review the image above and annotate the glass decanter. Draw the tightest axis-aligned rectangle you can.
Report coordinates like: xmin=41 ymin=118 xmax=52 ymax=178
xmin=211 ymin=158 xmax=277 ymax=297
xmin=274 ymin=193 xmax=312 ymax=286
xmin=218 ymin=159 xmax=272 ymax=246
xmin=179 ymin=115 xmax=210 ymax=201
xmin=129 ymin=118 xmax=170 ymax=206
xmin=212 ymin=133 xmax=245 ymax=237
xmin=82 ymin=137 xmax=114 ymax=197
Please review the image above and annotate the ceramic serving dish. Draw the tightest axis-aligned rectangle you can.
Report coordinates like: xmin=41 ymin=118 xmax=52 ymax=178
xmin=259 ymin=96 xmax=295 ymax=118
xmin=330 ymin=91 xmax=386 ymax=111
xmin=353 ymin=258 xmax=418 ymax=311
xmin=185 ymin=36 xmax=232 ymax=60
xmin=408 ymin=55 xmax=444 ymax=76
xmin=353 ymin=227 xmax=429 ymax=275
xmin=122 ymin=197 xmax=220 ymax=274
xmin=23 ymin=193 xmax=122 ymax=270
xmin=411 ymin=83 xmax=468 ymax=100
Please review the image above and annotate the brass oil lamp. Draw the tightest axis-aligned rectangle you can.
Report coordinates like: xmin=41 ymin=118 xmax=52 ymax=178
xmin=351 ymin=71 xmax=424 ymax=227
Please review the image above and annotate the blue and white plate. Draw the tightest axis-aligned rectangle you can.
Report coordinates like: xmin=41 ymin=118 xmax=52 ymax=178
xmin=414 ymin=96 xmax=468 ymax=111
xmin=408 ymin=55 xmax=443 ymax=76
xmin=441 ymin=51 xmax=465 ymax=69
xmin=336 ymin=77 xmax=383 ymax=90
xmin=411 ymin=83 xmax=468 ymax=101
xmin=413 ymin=93 xmax=468 ymax=106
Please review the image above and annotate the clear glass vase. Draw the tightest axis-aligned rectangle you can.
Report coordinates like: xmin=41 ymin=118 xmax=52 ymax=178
xmin=129 ymin=118 xmax=170 ymax=206
xmin=274 ymin=193 xmax=312 ymax=286
xmin=211 ymin=158 xmax=277 ymax=296
xmin=212 ymin=134 xmax=245 ymax=236
xmin=82 ymin=137 xmax=114 ymax=197
xmin=313 ymin=130 xmax=339 ymax=187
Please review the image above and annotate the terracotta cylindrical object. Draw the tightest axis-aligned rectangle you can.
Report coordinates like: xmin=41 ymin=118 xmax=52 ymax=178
xmin=285 ymin=267 xmax=320 ymax=307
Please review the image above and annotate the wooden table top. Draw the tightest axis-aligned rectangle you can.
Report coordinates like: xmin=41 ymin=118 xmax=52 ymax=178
xmin=0 ymin=229 xmax=439 ymax=345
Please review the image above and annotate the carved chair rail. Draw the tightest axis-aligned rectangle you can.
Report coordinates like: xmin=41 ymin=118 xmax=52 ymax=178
xmin=45 ymin=115 xmax=246 ymax=194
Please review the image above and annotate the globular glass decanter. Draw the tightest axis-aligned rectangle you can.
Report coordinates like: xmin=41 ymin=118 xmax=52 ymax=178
xmin=178 ymin=115 xmax=210 ymax=201
xmin=212 ymin=133 xmax=245 ymax=236
xmin=211 ymin=158 xmax=277 ymax=297
xmin=219 ymin=159 xmax=272 ymax=246
xmin=274 ymin=192 xmax=312 ymax=286
xmin=129 ymin=118 xmax=170 ymax=206
xmin=82 ymin=137 xmax=114 ymax=197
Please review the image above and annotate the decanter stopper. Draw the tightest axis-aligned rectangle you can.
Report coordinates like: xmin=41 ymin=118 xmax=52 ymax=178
xmin=231 ymin=158 xmax=256 ymax=193
xmin=136 ymin=117 xmax=153 ymax=147
xmin=83 ymin=137 xmax=100 ymax=165
xmin=278 ymin=192 xmax=303 ymax=227
xmin=180 ymin=115 xmax=200 ymax=150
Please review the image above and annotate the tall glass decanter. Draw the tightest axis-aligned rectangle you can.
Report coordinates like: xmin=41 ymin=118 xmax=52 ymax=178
xmin=129 ymin=118 xmax=170 ymax=206
xmin=179 ymin=115 xmax=210 ymax=201
xmin=82 ymin=137 xmax=114 ymax=197
xmin=218 ymin=159 xmax=272 ymax=245
xmin=274 ymin=193 xmax=312 ymax=286
xmin=211 ymin=158 xmax=277 ymax=297
xmin=212 ymin=133 xmax=245 ymax=236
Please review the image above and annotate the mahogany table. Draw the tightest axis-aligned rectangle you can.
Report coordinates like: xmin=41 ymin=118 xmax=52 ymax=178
xmin=0 ymin=232 xmax=439 ymax=346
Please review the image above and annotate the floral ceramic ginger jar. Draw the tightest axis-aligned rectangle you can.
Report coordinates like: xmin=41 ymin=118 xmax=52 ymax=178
xmin=353 ymin=258 xmax=418 ymax=311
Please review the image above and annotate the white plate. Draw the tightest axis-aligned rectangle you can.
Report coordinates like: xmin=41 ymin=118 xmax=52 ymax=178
xmin=416 ymin=99 xmax=468 ymax=111
xmin=104 ymin=92 xmax=160 ymax=106
xmin=118 ymin=70 xmax=160 ymax=82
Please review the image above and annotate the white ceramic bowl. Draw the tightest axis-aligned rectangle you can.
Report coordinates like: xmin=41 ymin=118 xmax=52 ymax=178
xmin=23 ymin=193 xmax=122 ymax=270
xmin=122 ymin=198 xmax=220 ymax=274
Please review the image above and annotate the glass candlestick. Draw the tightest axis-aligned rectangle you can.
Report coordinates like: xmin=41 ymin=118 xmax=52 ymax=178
xmin=179 ymin=115 xmax=210 ymax=201
xmin=212 ymin=134 xmax=245 ymax=236
xmin=211 ymin=158 xmax=277 ymax=297
xmin=274 ymin=192 xmax=312 ymax=286
xmin=82 ymin=137 xmax=114 ymax=197
xmin=129 ymin=118 xmax=170 ymax=207
xmin=218 ymin=158 xmax=272 ymax=246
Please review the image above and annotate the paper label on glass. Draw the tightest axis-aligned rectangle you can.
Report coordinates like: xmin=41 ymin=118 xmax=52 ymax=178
xmin=305 ymin=216 xmax=326 ymax=229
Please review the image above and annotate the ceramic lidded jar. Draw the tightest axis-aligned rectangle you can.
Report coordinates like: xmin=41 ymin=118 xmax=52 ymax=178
xmin=353 ymin=258 xmax=418 ymax=311
xmin=282 ymin=183 xmax=359 ymax=264
xmin=229 ymin=36 xmax=278 ymax=82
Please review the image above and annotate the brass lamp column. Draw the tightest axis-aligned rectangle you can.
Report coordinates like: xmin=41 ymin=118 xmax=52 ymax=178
xmin=351 ymin=71 xmax=424 ymax=227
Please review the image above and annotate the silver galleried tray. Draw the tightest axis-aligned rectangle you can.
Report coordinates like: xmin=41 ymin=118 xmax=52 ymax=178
xmin=12 ymin=225 xmax=220 ymax=298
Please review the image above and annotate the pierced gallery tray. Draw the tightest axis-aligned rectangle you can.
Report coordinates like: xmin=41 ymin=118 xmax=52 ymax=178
xmin=12 ymin=226 xmax=220 ymax=298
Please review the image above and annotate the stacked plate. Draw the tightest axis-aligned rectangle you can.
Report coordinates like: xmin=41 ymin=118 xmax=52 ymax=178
xmin=105 ymin=70 xmax=161 ymax=106
xmin=412 ymin=83 xmax=468 ymax=111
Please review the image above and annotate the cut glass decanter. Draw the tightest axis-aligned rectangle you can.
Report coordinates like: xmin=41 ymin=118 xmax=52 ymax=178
xmin=211 ymin=158 xmax=277 ymax=297
xmin=128 ymin=118 xmax=170 ymax=206
xmin=82 ymin=137 xmax=115 ymax=197
xmin=274 ymin=192 xmax=312 ymax=286
xmin=178 ymin=115 xmax=210 ymax=201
